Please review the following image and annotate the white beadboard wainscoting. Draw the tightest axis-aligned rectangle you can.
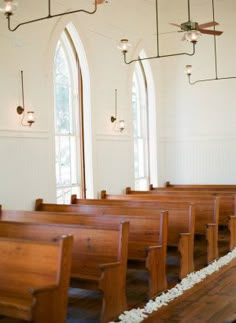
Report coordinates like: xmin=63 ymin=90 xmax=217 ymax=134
xmin=0 ymin=130 xmax=56 ymax=210
xmin=159 ymin=135 xmax=236 ymax=185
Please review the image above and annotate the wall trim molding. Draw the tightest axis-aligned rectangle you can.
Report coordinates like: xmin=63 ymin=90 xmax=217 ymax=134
xmin=96 ymin=133 xmax=131 ymax=141
xmin=0 ymin=129 xmax=49 ymax=139
xmin=160 ymin=135 xmax=236 ymax=143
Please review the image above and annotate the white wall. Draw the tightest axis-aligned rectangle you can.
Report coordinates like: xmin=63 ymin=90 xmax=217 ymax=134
xmin=0 ymin=0 xmax=150 ymax=209
xmin=0 ymin=0 xmax=235 ymax=209
xmin=156 ymin=0 xmax=236 ymax=185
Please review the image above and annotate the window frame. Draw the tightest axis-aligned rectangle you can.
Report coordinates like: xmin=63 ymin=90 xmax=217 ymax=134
xmin=54 ymin=28 xmax=86 ymax=203
xmin=132 ymin=59 xmax=151 ymax=190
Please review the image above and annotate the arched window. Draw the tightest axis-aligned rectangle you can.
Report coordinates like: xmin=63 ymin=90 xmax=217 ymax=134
xmin=132 ymin=60 xmax=150 ymax=190
xmin=54 ymin=29 xmax=85 ymax=203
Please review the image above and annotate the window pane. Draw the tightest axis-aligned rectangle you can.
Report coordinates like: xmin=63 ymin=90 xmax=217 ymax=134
xmin=70 ymin=136 xmax=80 ymax=185
xmin=56 ymin=188 xmax=64 ymax=204
xmin=57 ymin=187 xmax=72 ymax=204
xmin=55 ymin=42 xmax=71 ymax=134
xmin=137 ymin=138 xmax=145 ymax=178
xmin=59 ymin=136 xmax=71 ymax=185
xmin=54 ymin=29 xmax=83 ymax=203
xmin=55 ymin=136 xmax=61 ymax=185
xmin=132 ymin=60 xmax=149 ymax=189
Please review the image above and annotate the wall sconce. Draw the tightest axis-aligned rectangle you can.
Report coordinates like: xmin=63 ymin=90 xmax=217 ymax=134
xmin=111 ymin=89 xmax=125 ymax=132
xmin=0 ymin=0 xmax=105 ymax=32
xmin=17 ymin=70 xmax=35 ymax=127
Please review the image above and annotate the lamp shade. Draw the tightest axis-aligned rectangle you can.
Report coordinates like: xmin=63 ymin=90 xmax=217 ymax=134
xmin=1 ymin=0 xmax=17 ymax=15
xmin=184 ymin=30 xmax=201 ymax=43
xmin=117 ymin=39 xmax=131 ymax=53
xmin=27 ymin=111 xmax=35 ymax=126
xmin=119 ymin=120 xmax=125 ymax=132
xmin=185 ymin=65 xmax=192 ymax=75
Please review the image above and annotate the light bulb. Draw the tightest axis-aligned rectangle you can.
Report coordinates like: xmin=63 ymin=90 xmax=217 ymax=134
xmin=185 ymin=65 xmax=192 ymax=76
xmin=2 ymin=0 xmax=17 ymax=15
xmin=184 ymin=30 xmax=201 ymax=44
xmin=119 ymin=120 xmax=125 ymax=132
xmin=117 ymin=39 xmax=131 ymax=53
xmin=27 ymin=111 xmax=35 ymax=126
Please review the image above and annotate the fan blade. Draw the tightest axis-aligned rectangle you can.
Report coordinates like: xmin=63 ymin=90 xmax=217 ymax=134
xmin=169 ymin=23 xmax=181 ymax=28
xmin=198 ymin=28 xmax=223 ymax=36
xmin=198 ymin=21 xmax=219 ymax=29
xmin=96 ymin=0 xmax=108 ymax=3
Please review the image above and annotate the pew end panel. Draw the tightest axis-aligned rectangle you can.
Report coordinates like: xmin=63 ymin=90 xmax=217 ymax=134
xmin=35 ymin=198 xmax=43 ymax=211
xmin=178 ymin=232 xmax=195 ymax=278
xmin=145 ymin=245 xmax=167 ymax=298
xmin=228 ymin=215 xmax=236 ymax=250
xmin=0 ymin=234 xmax=73 ymax=323
xmin=206 ymin=223 xmax=219 ymax=263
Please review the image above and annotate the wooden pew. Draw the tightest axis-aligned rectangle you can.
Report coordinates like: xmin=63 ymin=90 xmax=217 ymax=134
xmin=0 ymin=213 xmax=129 ymax=323
xmin=126 ymin=186 xmax=236 ymax=236
xmin=0 ymin=234 xmax=72 ymax=323
xmin=128 ymin=185 xmax=236 ymax=193
xmin=163 ymin=182 xmax=236 ymax=190
xmin=34 ymin=201 xmax=169 ymax=298
xmin=52 ymin=197 xmax=196 ymax=279
xmin=100 ymin=190 xmax=222 ymax=264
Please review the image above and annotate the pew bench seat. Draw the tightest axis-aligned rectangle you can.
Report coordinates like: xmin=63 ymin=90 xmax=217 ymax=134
xmin=0 ymin=292 xmax=35 ymax=321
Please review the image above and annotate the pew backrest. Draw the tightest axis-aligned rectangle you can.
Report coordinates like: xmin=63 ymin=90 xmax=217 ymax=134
xmin=0 ymin=217 xmax=129 ymax=278
xmin=163 ymin=182 xmax=236 ymax=191
xmin=124 ymin=188 xmax=234 ymax=226
xmin=36 ymin=198 xmax=194 ymax=247
xmin=0 ymin=234 xmax=72 ymax=294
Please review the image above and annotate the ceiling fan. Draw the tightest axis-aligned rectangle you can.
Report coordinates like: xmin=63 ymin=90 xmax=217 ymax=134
xmin=169 ymin=0 xmax=223 ymax=43
xmin=170 ymin=21 xmax=223 ymax=36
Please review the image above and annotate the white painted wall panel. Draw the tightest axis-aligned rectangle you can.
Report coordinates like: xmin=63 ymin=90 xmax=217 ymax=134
xmin=0 ymin=132 xmax=56 ymax=209
xmin=160 ymin=136 xmax=236 ymax=184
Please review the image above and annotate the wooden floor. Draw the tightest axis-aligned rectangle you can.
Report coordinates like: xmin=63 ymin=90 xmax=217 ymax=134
xmin=143 ymin=258 xmax=236 ymax=323
xmin=0 ymin=228 xmax=233 ymax=323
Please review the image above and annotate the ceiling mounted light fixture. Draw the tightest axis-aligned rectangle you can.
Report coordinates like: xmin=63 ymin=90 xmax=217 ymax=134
xmin=16 ymin=70 xmax=35 ymax=127
xmin=117 ymin=0 xmax=196 ymax=65
xmin=0 ymin=0 xmax=105 ymax=32
xmin=183 ymin=29 xmax=202 ymax=44
xmin=185 ymin=0 xmax=235 ymax=85
xmin=170 ymin=0 xmax=223 ymax=44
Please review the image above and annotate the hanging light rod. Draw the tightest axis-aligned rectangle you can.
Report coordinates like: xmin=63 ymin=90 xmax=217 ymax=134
xmin=118 ymin=0 xmax=196 ymax=65
xmin=185 ymin=0 xmax=236 ymax=85
xmin=1 ymin=0 xmax=105 ymax=32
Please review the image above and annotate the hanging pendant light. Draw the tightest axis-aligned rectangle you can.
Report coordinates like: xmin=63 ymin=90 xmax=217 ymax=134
xmin=117 ymin=0 xmax=196 ymax=65
xmin=0 ymin=0 xmax=104 ymax=32
xmin=185 ymin=0 xmax=236 ymax=85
